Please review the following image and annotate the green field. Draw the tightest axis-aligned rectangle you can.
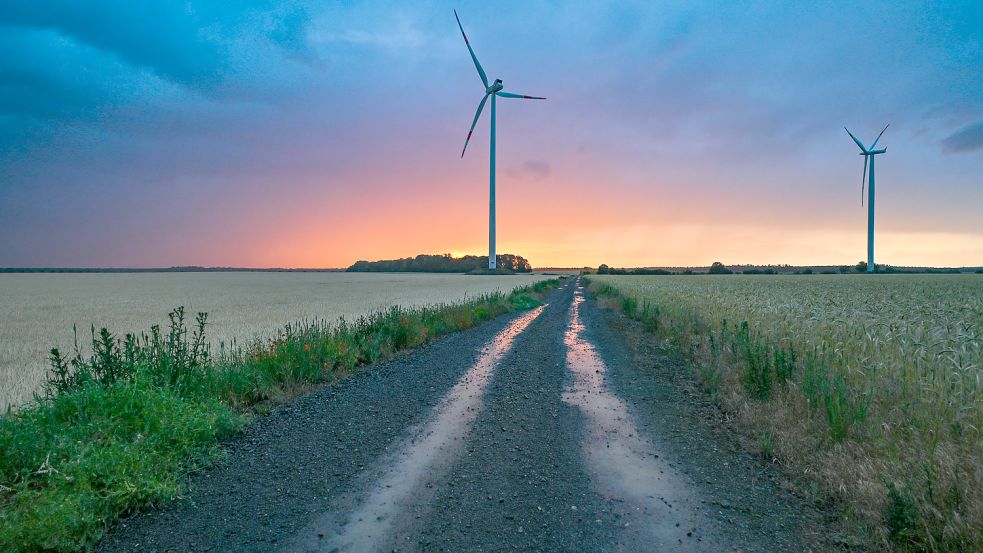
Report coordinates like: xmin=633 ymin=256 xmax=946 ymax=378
xmin=592 ymin=274 xmax=982 ymax=551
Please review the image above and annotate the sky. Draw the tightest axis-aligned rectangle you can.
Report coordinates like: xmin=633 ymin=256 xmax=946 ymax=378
xmin=1 ymin=1 xmax=982 ymax=269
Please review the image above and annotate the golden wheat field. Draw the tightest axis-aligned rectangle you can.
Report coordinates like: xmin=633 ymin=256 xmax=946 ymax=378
xmin=0 ymin=272 xmax=550 ymax=410
xmin=594 ymin=273 xmax=983 ymax=548
xmin=595 ymin=274 xmax=983 ymax=424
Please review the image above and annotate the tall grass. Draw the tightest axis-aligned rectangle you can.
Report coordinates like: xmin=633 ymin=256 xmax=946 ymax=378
xmin=0 ymin=280 xmax=559 ymax=552
xmin=589 ymin=274 xmax=982 ymax=552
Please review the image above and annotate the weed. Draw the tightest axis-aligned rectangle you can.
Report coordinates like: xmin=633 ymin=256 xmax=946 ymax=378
xmin=758 ymin=432 xmax=774 ymax=460
xmin=885 ymin=482 xmax=923 ymax=548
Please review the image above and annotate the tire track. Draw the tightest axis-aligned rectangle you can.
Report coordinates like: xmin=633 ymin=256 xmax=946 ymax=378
xmin=563 ymin=282 xmax=720 ymax=550
xmin=283 ymin=305 xmax=545 ymax=552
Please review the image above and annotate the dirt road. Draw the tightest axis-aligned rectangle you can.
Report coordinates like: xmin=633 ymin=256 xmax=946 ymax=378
xmin=99 ymin=279 xmax=835 ymax=552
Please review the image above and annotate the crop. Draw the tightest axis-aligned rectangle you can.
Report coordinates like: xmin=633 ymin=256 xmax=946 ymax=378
xmin=591 ymin=274 xmax=982 ymax=552
xmin=0 ymin=272 xmax=552 ymax=410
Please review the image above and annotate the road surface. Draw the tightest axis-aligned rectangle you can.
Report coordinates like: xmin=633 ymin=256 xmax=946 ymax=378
xmin=99 ymin=279 xmax=835 ymax=552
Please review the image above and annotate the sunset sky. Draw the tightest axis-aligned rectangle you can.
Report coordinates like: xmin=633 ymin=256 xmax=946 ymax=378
xmin=1 ymin=1 xmax=981 ymax=268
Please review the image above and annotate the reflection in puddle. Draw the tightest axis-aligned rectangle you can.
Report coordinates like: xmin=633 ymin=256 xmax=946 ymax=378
xmin=563 ymin=285 xmax=715 ymax=550
xmin=285 ymin=306 xmax=545 ymax=553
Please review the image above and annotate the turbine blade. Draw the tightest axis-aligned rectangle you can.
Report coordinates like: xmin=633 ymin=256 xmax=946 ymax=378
xmin=861 ymin=155 xmax=868 ymax=207
xmin=497 ymin=91 xmax=546 ymax=99
xmin=844 ymin=127 xmax=867 ymax=152
xmin=454 ymin=10 xmax=488 ymax=88
xmin=462 ymin=93 xmax=489 ymax=158
xmin=870 ymin=123 xmax=890 ymax=149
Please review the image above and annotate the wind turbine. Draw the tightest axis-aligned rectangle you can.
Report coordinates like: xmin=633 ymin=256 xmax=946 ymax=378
xmin=844 ymin=124 xmax=889 ymax=273
xmin=455 ymin=9 xmax=545 ymax=270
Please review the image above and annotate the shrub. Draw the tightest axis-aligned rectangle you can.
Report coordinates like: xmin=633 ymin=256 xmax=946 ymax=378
xmin=708 ymin=261 xmax=733 ymax=275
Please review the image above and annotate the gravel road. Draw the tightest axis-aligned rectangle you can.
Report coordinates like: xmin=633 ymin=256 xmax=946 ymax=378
xmin=98 ymin=278 xmax=839 ymax=552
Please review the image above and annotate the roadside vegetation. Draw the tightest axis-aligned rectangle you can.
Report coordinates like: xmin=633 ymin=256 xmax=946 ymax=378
xmin=0 ymin=278 xmax=559 ymax=552
xmin=588 ymin=274 xmax=981 ymax=552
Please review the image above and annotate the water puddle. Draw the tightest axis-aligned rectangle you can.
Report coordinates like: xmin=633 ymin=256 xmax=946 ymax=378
xmin=563 ymin=285 xmax=717 ymax=550
xmin=283 ymin=305 xmax=545 ymax=552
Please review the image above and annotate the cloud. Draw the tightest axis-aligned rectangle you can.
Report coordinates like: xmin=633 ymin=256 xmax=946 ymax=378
xmin=0 ymin=1 xmax=316 ymax=96
xmin=0 ymin=1 xmax=223 ymax=86
xmin=506 ymin=160 xmax=551 ymax=180
xmin=941 ymin=121 xmax=983 ymax=153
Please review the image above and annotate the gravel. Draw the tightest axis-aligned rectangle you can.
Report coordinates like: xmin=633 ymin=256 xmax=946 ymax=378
xmin=98 ymin=278 xmax=845 ymax=552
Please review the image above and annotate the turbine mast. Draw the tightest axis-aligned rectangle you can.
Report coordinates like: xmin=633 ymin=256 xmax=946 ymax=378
xmin=867 ymin=153 xmax=875 ymax=272
xmin=489 ymin=93 xmax=497 ymax=270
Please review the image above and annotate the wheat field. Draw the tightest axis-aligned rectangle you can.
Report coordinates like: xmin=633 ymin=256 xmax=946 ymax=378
xmin=593 ymin=273 xmax=983 ymax=549
xmin=0 ymin=272 xmax=550 ymax=410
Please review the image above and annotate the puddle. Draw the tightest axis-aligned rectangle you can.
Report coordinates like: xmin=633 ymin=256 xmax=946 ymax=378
xmin=283 ymin=305 xmax=545 ymax=552
xmin=563 ymin=285 xmax=717 ymax=550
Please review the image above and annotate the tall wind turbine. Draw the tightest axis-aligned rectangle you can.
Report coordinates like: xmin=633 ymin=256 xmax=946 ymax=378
xmin=845 ymin=124 xmax=889 ymax=273
xmin=455 ymin=9 xmax=545 ymax=270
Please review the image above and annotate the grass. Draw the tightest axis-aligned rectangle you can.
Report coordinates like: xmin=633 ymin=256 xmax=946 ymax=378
xmin=0 ymin=279 xmax=560 ymax=552
xmin=588 ymin=274 xmax=982 ymax=552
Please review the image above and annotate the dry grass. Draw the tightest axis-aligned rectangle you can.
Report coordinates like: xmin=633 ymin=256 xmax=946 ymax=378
xmin=0 ymin=272 xmax=550 ymax=410
xmin=592 ymin=274 xmax=982 ymax=551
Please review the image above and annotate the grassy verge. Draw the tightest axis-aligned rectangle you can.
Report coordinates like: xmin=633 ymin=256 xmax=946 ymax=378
xmin=0 ymin=278 xmax=560 ymax=552
xmin=584 ymin=277 xmax=980 ymax=552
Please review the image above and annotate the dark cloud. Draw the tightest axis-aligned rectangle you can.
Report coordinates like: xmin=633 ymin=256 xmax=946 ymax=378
xmin=941 ymin=121 xmax=983 ymax=153
xmin=0 ymin=1 xmax=222 ymax=86
xmin=0 ymin=1 xmax=315 ymax=101
xmin=506 ymin=159 xmax=551 ymax=180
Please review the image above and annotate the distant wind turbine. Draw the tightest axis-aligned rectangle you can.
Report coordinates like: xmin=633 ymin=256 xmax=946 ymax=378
xmin=844 ymin=124 xmax=889 ymax=273
xmin=455 ymin=9 xmax=545 ymax=270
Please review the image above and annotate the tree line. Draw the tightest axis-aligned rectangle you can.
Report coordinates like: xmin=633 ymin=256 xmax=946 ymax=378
xmin=347 ymin=253 xmax=532 ymax=273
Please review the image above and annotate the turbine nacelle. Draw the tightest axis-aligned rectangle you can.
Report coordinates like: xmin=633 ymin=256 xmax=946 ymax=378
xmin=456 ymin=12 xmax=545 ymax=159
xmin=845 ymin=124 xmax=889 ymax=239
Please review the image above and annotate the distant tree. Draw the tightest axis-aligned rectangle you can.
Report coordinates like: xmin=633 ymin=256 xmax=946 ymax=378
xmin=347 ymin=253 xmax=531 ymax=273
xmin=497 ymin=254 xmax=532 ymax=272
xmin=597 ymin=264 xmax=610 ymax=274
xmin=799 ymin=268 xmax=813 ymax=274
xmin=708 ymin=261 xmax=733 ymax=275
xmin=855 ymin=261 xmax=868 ymax=272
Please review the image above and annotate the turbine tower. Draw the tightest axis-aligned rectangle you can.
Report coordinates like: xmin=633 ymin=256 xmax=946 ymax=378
xmin=455 ymin=10 xmax=545 ymax=270
xmin=845 ymin=125 xmax=889 ymax=273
